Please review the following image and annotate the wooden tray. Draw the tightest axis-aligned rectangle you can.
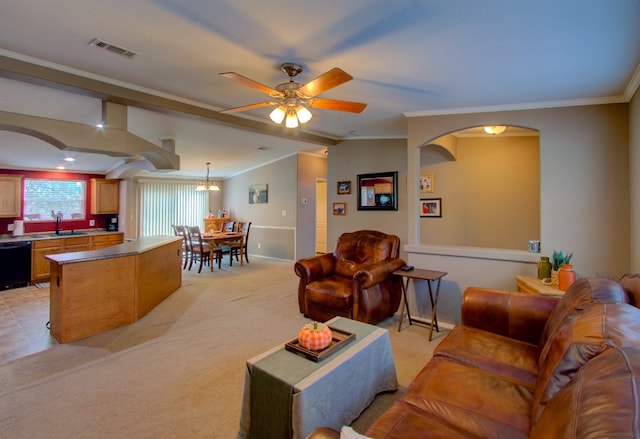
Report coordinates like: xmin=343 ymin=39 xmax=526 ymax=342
xmin=285 ymin=326 xmax=355 ymax=362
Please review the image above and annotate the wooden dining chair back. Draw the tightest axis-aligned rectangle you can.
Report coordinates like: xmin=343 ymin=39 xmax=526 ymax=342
xmin=230 ymin=221 xmax=251 ymax=265
xmin=224 ymin=221 xmax=235 ymax=233
xmin=172 ymin=224 xmax=190 ymax=269
xmin=187 ymin=226 xmax=212 ymax=273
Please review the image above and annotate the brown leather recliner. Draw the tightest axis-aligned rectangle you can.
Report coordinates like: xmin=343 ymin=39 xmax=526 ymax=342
xmin=294 ymin=230 xmax=406 ymax=324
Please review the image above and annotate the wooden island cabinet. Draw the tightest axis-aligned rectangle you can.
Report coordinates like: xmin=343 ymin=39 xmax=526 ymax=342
xmin=47 ymin=236 xmax=182 ymax=343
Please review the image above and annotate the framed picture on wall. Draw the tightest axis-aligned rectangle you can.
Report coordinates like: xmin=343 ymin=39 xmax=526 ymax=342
xmin=420 ymin=174 xmax=434 ymax=193
xmin=337 ymin=180 xmax=351 ymax=194
xmin=420 ymin=198 xmax=442 ymax=217
xmin=333 ymin=202 xmax=346 ymax=215
xmin=357 ymin=171 xmax=398 ymax=211
xmin=249 ymin=184 xmax=268 ymax=204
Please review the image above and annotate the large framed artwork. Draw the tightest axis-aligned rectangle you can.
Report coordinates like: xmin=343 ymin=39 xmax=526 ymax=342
xmin=357 ymin=171 xmax=398 ymax=211
xmin=249 ymin=184 xmax=268 ymax=204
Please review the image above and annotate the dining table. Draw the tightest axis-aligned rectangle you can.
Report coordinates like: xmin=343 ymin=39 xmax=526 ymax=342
xmin=201 ymin=231 xmax=245 ymax=270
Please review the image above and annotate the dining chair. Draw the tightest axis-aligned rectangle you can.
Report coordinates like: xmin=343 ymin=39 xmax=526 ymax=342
xmin=187 ymin=226 xmax=213 ymax=273
xmin=223 ymin=221 xmax=235 ymax=233
xmin=172 ymin=225 xmax=190 ymax=269
xmin=229 ymin=221 xmax=251 ymax=265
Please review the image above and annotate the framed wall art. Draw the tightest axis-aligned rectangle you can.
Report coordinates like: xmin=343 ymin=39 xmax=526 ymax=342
xmin=420 ymin=198 xmax=442 ymax=217
xmin=337 ymin=180 xmax=351 ymax=194
xmin=249 ymin=184 xmax=268 ymax=204
xmin=420 ymin=174 xmax=434 ymax=193
xmin=357 ymin=171 xmax=398 ymax=211
xmin=333 ymin=202 xmax=346 ymax=215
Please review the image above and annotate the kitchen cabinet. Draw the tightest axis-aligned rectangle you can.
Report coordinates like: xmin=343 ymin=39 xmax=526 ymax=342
xmin=32 ymin=239 xmax=65 ymax=283
xmin=91 ymin=178 xmax=119 ymax=214
xmin=31 ymin=233 xmax=124 ymax=283
xmin=92 ymin=233 xmax=124 ymax=250
xmin=0 ymin=174 xmax=22 ymax=218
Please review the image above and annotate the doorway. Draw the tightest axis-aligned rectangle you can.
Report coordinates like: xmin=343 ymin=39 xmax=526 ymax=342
xmin=315 ymin=179 xmax=327 ymax=254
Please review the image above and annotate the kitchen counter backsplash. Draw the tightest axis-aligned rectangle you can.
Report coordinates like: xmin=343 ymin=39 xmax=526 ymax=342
xmin=0 ymin=229 xmax=123 ymax=242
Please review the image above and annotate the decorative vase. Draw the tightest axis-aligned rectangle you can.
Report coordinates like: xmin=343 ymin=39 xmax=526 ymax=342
xmin=558 ymin=264 xmax=576 ymax=291
xmin=538 ymin=256 xmax=552 ymax=280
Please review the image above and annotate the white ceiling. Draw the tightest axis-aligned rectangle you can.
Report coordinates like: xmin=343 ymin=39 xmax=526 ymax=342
xmin=0 ymin=0 xmax=639 ymax=179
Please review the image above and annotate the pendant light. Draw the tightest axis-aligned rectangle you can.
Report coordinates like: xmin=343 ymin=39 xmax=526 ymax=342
xmin=195 ymin=162 xmax=220 ymax=191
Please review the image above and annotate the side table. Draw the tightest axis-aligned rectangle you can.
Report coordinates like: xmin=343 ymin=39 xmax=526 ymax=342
xmin=515 ymin=275 xmax=564 ymax=296
xmin=393 ymin=268 xmax=447 ymax=341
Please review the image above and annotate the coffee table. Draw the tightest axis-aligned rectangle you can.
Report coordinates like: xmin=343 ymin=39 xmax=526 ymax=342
xmin=238 ymin=317 xmax=397 ymax=439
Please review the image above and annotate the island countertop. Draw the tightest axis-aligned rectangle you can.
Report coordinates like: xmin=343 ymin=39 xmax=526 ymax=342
xmin=46 ymin=235 xmax=182 ymax=264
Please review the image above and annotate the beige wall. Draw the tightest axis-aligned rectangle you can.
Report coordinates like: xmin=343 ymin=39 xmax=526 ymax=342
xmin=407 ymin=103 xmax=630 ymax=279
xmin=296 ymin=153 xmax=327 ymax=258
xmin=327 ymin=138 xmax=408 ymax=259
xmin=222 ymin=155 xmax=298 ymax=260
xmin=419 ymin=135 xmax=540 ymax=249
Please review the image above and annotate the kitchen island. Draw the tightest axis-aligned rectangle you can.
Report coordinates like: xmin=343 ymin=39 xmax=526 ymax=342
xmin=47 ymin=236 xmax=182 ymax=343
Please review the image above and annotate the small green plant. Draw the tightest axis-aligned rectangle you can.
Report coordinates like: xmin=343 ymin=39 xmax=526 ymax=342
xmin=551 ymin=250 xmax=573 ymax=271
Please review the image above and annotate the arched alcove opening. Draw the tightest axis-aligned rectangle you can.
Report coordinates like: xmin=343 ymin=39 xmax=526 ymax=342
xmin=419 ymin=125 xmax=540 ymax=251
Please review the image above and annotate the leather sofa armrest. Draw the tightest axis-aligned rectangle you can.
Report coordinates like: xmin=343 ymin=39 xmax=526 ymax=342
xmin=354 ymin=258 xmax=406 ymax=288
xmin=462 ymin=287 xmax=560 ymax=345
xmin=294 ymin=253 xmax=336 ymax=283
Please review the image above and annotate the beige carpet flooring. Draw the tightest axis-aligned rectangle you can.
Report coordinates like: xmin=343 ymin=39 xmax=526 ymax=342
xmin=0 ymin=258 xmax=444 ymax=438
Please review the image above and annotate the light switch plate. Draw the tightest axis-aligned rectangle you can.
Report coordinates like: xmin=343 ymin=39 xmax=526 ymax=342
xmin=89 ymin=219 xmax=95 ymax=226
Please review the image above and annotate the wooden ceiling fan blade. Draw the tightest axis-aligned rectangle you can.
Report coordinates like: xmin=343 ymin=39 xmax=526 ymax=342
xmin=297 ymin=68 xmax=353 ymax=98
xmin=219 ymin=102 xmax=277 ymax=114
xmin=219 ymin=72 xmax=283 ymax=97
xmin=311 ymin=98 xmax=367 ymax=113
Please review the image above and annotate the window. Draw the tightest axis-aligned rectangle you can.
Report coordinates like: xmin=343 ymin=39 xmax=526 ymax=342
xmin=23 ymin=178 xmax=86 ymax=221
xmin=138 ymin=180 xmax=209 ymax=237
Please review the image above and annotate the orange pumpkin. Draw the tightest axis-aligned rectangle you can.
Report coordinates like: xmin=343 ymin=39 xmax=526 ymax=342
xmin=298 ymin=321 xmax=332 ymax=351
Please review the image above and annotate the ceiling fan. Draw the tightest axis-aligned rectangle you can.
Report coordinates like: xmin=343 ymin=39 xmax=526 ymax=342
xmin=218 ymin=63 xmax=367 ymax=128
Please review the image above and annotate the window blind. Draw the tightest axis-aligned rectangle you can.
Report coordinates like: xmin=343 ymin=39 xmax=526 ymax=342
xmin=139 ymin=181 xmax=209 ymax=237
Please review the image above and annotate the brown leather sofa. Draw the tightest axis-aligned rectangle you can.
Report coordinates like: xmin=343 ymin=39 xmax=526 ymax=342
xmin=294 ymin=230 xmax=406 ymax=324
xmin=308 ymin=273 xmax=640 ymax=438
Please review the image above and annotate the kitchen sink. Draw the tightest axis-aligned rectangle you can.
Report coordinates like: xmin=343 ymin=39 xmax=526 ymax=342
xmin=47 ymin=231 xmax=88 ymax=237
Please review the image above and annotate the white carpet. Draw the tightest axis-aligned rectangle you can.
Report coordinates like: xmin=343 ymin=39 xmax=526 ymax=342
xmin=0 ymin=258 xmax=440 ymax=438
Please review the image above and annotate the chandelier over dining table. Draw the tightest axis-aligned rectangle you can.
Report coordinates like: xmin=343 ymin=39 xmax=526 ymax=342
xmin=195 ymin=162 xmax=220 ymax=191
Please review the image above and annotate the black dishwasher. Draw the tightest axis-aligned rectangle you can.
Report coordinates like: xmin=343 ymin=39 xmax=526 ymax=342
xmin=0 ymin=241 xmax=32 ymax=290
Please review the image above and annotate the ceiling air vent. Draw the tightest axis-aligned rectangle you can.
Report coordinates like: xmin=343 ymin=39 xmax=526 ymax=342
xmin=89 ymin=38 xmax=138 ymax=58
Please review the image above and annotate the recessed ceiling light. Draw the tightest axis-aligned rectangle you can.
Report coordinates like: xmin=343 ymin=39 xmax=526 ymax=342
xmin=56 ymin=166 xmax=65 ymax=170
xmin=64 ymin=157 xmax=75 ymax=162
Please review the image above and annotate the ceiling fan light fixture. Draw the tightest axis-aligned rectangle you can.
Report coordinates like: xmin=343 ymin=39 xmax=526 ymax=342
xmin=269 ymin=106 xmax=286 ymax=124
xmin=285 ymin=109 xmax=299 ymax=128
xmin=195 ymin=162 xmax=220 ymax=191
xmin=296 ymin=105 xmax=312 ymax=124
xmin=483 ymin=125 xmax=507 ymax=135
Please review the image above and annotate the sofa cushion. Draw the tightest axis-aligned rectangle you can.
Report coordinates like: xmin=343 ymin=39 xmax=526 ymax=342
xmin=365 ymin=401 xmax=482 ymax=439
xmin=537 ymin=277 xmax=628 ymax=363
xmin=531 ymin=346 xmax=640 ymax=439
xmin=434 ymin=325 xmax=539 ymax=386
xmin=532 ymin=303 xmax=640 ymax=423
xmin=399 ymin=356 xmax=532 ymax=439
xmin=305 ymin=277 xmax=353 ymax=310
xmin=334 ymin=231 xmax=395 ymax=277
